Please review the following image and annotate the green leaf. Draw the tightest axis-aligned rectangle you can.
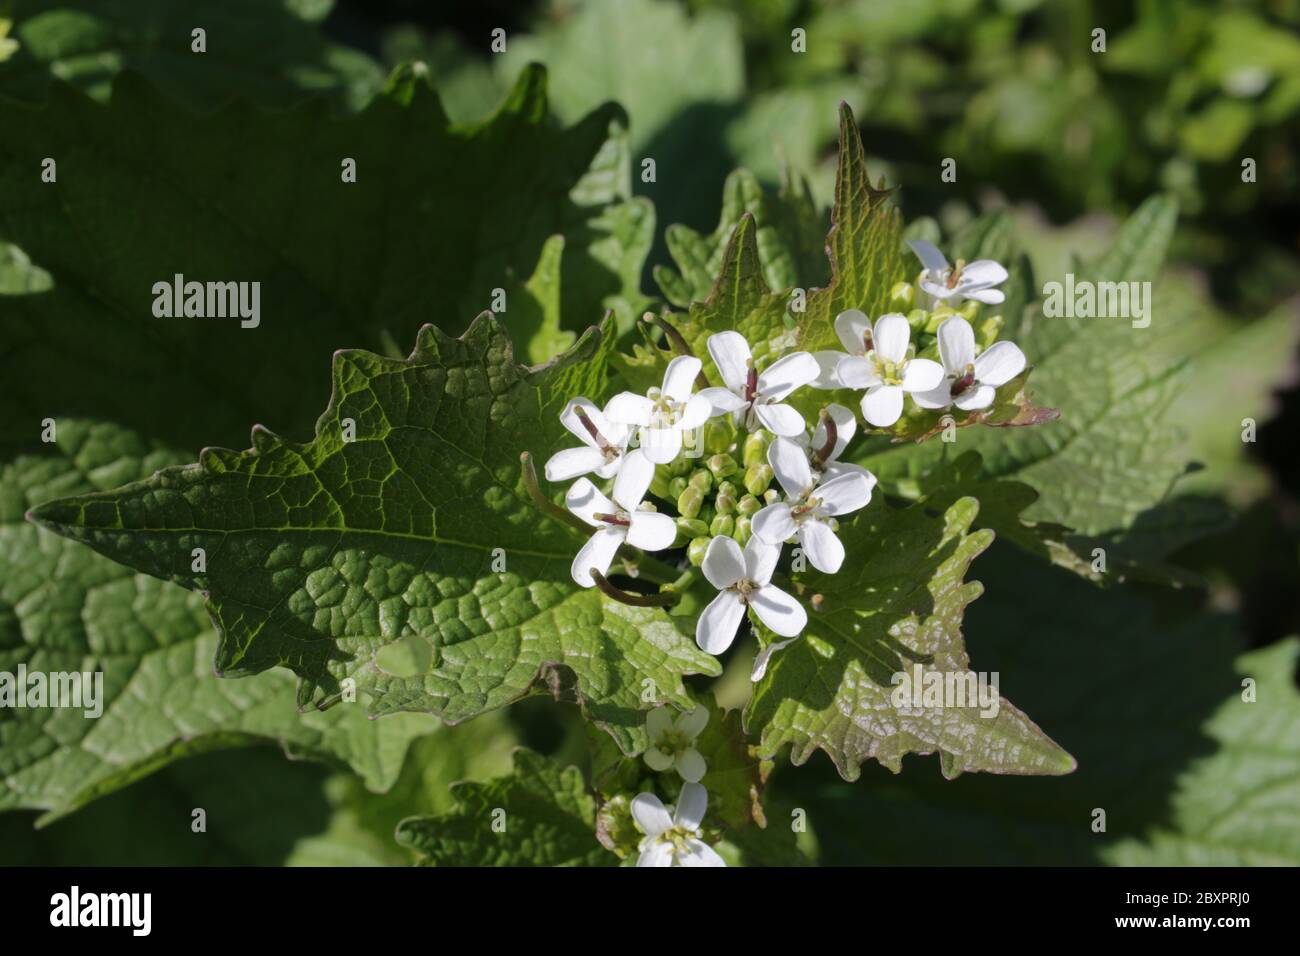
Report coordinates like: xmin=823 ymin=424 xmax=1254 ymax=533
xmin=509 ymin=234 xmax=576 ymax=364
xmin=0 ymin=64 xmax=647 ymax=454
xmin=861 ymin=196 xmax=1225 ymax=568
xmin=0 ymin=420 xmax=436 ymax=818
xmin=778 ymin=546 xmax=1297 ymax=865
xmin=498 ymin=0 xmax=745 ymax=235
xmin=0 ymin=0 xmax=382 ymax=110
xmin=746 ymin=494 xmax=1076 ymax=781
xmin=30 ymin=317 xmax=721 ymax=754
xmin=395 ymin=748 xmax=613 ymax=866
xmin=654 ymin=166 xmax=829 ymax=307
xmin=1107 ymin=640 xmax=1300 ymax=865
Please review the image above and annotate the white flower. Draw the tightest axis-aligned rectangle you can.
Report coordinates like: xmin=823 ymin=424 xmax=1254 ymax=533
xmin=644 ymin=706 xmax=708 ymax=782
xmin=604 ymin=355 xmax=712 ymax=464
xmin=913 ymin=316 xmax=1027 ymax=412
xmin=564 ymin=450 xmax=675 ymax=587
xmin=810 ymin=308 xmax=874 ymax=389
xmin=752 ymin=436 xmax=876 ymax=573
xmin=696 ymin=535 xmax=806 ymax=655
xmin=632 ymin=783 xmax=726 ymax=867
xmin=908 ymin=239 xmax=1008 ymax=305
xmin=544 ymin=397 xmax=632 ymax=482
xmin=836 ymin=313 xmax=944 ymax=427
xmin=697 ymin=332 xmax=819 ymax=437
xmin=793 ymin=402 xmax=869 ymax=483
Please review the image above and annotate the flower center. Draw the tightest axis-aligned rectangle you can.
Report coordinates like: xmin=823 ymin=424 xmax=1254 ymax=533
xmin=734 ymin=577 xmax=758 ymax=603
xmin=647 ymin=387 xmax=686 ymax=426
xmin=789 ymin=496 xmax=822 ymax=523
xmin=655 ymin=826 xmax=701 ymax=859
xmin=949 ymin=363 xmax=976 ymax=397
xmin=873 ymin=355 xmax=905 ymax=386
xmin=945 ymin=259 xmax=967 ymax=289
xmin=655 ymin=729 xmax=691 ymax=756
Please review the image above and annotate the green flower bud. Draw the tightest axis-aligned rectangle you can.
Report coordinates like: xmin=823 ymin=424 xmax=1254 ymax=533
xmin=676 ymin=516 xmax=709 ymax=539
xmin=977 ymin=314 xmax=1004 ymax=350
xmin=715 ymin=488 xmax=736 ymax=516
xmin=889 ymin=280 xmax=916 ymax=311
xmin=906 ymin=308 xmax=929 ymax=332
xmin=737 ymin=493 xmax=762 ymax=517
xmin=744 ymin=462 xmax=774 ymax=497
xmin=707 ymin=453 xmax=738 ymax=480
xmin=763 ymin=488 xmax=780 ymax=505
xmin=649 ymin=468 xmax=672 ymax=500
xmin=697 ymin=503 xmax=716 ymax=526
xmin=687 ymin=536 xmax=711 ymax=567
xmin=959 ymin=299 xmax=980 ymax=321
xmin=703 ymin=420 xmax=733 ymax=455
xmin=733 ymin=515 xmax=752 ymax=545
xmin=668 ymin=455 xmax=693 ymax=477
xmin=710 ymin=514 xmax=735 ymax=538
xmin=689 ymin=468 xmax=713 ymax=494
xmin=668 ymin=476 xmax=689 ymax=499
xmin=677 ymin=485 xmax=704 ymax=519
xmin=742 ymin=430 xmax=771 ymax=468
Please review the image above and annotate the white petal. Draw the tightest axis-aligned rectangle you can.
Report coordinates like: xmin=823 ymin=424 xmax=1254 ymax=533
xmin=626 ymin=511 xmax=676 ymax=551
xmin=565 ymin=477 xmax=616 ymax=526
xmin=639 ymin=426 xmax=681 ymax=464
xmin=559 ymin=397 xmax=603 ymax=447
xmin=921 ymin=279 xmax=957 ymax=300
xmin=679 ymin=838 xmax=727 ymax=867
xmin=860 ymin=384 xmax=904 ymax=427
xmin=604 ymin=391 xmax=654 ymax=426
xmin=706 ymin=331 xmax=751 ymax=391
xmin=811 ymin=350 xmax=846 ymax=389
xmin=757 ymin=350 xmax=819 ymax=401
xmin=872 ymin=314 xmax=911 ymax=364
xmin=661 ymin=354 xmax=702 ymax=402
xmin=674 ymin=782 xmax=709 ymax=830
xmin=643 ymin=746 xmax=674 ymax=772
xmin=960 ymin=259 xmax=1008 ymax=287
xmin=596 ymin=401 xmax=633 ymax=446
xmin=631 ymin=793 xmax=673 ymax=837
xmin=752 ymin=502 xmax=796 ymax=544
xmin=973 ymin=340 xmax=1026 ymax=387
xmin=816 ymin=470 xmax=875 ymax=516
xmin=743 ymin=535 xmax=781 ymax=587
xmin=836 ymin=354 xmax=880 ymax=390
xmin=954 ymin=384 xmax=996 ymax=410
xmin=637 ymin=841 xmax=674 ymax=867
xmin=570 ymin=527 xmax=624 ymax=587
xmin=702 ymin=535 xmax=745 ymax=590
xmin=901 ymin=357 xmax=944 ymax=392
xmin=754 ymin=402 xmax=806 ymax=437
xmin=767 ymin=436 xmax=813 ymax=497
xmin=699 ymin=386 xmax=746 ymax=415
xmin=750 ymin=583 xmax=807 ymax=637
xmin=611 ymin=448 xmax=654 ymax=510
xmin=696 ymin=590 xmax=746 ymax=655
xmin=674 ymin=706 xmax=709 ymax=738
xmin=813 ymin=403 xmax=856 ymax=461
xmin=834 ymin=308 xmax=873 ymax=354
xmin=678 ymin=393 xmax=713 ymax=430
xmin=799 ymin=520 xmax=845 ymax=574
xmin=962 ymin=286 xmax=1005 ymax=304
xmin=646 ymin=706 xmax=674 ymax=740
xmin=544 ymin=445 xmax=607 ymax=482
xmin=911 ymin=385 xmax=953 ymax=410
xmin=822 ymin=461 xmax=873 ymax=483
xmin=674 ymin=748 xmax=707 ymax=783
xmin=750 ymin=637 xmax=797 ymax=682
xmin=936 ymin=316 xmax=975 ymax=373
xmin=908 ymin=238 xmax=950 ymax=274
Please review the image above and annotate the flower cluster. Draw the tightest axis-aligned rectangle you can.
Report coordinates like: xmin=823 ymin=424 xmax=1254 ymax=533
xmin=539 ymin=241 xmax=1031 ymax=868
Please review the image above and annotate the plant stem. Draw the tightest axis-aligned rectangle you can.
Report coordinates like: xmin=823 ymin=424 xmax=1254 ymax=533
xmin=591 ymin=569 xmax=681 ymax=607
xmin=520 ymin=451 xmax=590 ymax=535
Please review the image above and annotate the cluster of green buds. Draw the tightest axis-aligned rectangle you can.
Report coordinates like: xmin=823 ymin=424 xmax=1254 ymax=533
xmin=647 ymin=425 xmax=785 ymax=567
